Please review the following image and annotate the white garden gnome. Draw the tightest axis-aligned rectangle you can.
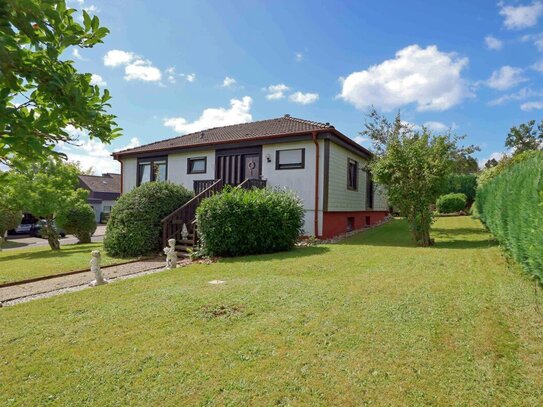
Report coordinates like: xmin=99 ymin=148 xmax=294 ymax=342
xmin=90 ymin=250 xmax=107 ymax=286
xmin=163 ymin=238 xmax=178 ymax=269
xmin=181 ymin=223 xmax=189 ymax=241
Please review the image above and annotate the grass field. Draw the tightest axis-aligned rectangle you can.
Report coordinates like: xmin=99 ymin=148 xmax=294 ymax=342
xmin=1 ymin=217 xmax=542 ymax=406
xmin=0 ymin=243 xmax=135 ymax=285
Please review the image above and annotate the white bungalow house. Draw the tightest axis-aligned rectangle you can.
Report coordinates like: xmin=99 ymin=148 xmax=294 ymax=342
xmin=112 ymin=115 xmax=388 ymax=246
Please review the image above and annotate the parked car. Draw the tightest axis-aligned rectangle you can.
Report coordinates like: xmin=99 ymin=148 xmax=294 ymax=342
xmin=11 ymin=223 xmax=33 ymax=235
xmin=8 ymin=213 xmax=39 ymax=235
xmin=29 ymin=220 xmax=66 ymax=238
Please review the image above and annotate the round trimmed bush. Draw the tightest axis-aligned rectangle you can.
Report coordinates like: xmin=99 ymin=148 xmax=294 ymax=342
xmin=57 ymin=203 xmax=97 ymax=243
xmin=196 ymin=187 xmax=304 ymax=257
xmin=436 ymin=193 xmax=467 ymax=214
xmin=104 ymin=182 xmax=193 ymax=257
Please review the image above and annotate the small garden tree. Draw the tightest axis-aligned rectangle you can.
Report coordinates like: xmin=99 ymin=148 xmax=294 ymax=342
xmin=505 ymin=119 xmax=543 ymax=155
xmin=8 ymin=159 xmax=88 ymax=250
xmin=0 ymin=185 xmax=21 ymax=250
xmin=361 ymin=109 xmax=475 ymax=246
xmin=57 ymin=202 xmax=96 ymax=243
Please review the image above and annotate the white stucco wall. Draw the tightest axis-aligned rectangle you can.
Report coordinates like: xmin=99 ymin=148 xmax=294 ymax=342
xmin=121 ymin=151 xmax=215 ymax=193
xmin=261 ymin=140 xmax=324 ymax=236
xmin=168 ymin=150 xmax=215 ymax=190
xmin=122 ymin=157 xmax=138 ymax=193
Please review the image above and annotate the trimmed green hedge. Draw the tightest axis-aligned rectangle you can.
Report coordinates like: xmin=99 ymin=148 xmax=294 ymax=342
xmin=442 ymin=174 xmax=477 ymax=204
xmin=436 ymin=193 xmax=467 ymax=214
xmin=57 ymin=203 xmax=97 ymax=243
xmin=196 ymin=187 xmax=304 ymax=257
xmin=476 ymin=152 xmax=543 ymax=282
xmin=104 ymin=182 xmax=193 ymax=257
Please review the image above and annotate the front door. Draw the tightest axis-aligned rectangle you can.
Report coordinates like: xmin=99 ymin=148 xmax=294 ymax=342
xmin=244 ymin=154 xmax=260 ymax=180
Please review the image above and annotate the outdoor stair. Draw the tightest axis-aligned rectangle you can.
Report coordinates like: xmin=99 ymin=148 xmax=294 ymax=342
xmin=161 ymin=178 xmax=267 ymax=258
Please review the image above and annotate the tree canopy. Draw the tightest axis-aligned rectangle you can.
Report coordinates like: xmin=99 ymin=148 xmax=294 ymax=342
xmin=0 ymin=0 xmax=121 ymax=168
xmin=8 ymin=159 xmax=89 ymax=249
xmin=361 ymin=109 xmax=476 ymax=246
xmin=505 ymin=119 xmax=543 ymax=155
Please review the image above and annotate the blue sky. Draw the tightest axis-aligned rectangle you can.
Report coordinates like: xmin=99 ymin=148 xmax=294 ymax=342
xmin=64 ymin=0 xmax=543 ymax=173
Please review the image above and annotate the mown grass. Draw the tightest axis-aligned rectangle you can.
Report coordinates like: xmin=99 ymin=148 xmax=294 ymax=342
xmin=0 ymin=243 xmax=135 ymax=285
xmin=1 ymin=217 xmax=542 ymax=406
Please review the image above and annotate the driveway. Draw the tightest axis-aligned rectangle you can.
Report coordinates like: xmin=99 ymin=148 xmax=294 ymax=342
xmin=3 ymin=225 xmax=106 ymax=251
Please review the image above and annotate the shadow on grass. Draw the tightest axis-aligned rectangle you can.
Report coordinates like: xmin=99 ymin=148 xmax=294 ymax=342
xmin=0 ymin=245 xmax=100 ymax=262
xmin=219 ymin=246 xmax=330 ymax=263
xmin=1 ymin=240 xmax=31 ymax=250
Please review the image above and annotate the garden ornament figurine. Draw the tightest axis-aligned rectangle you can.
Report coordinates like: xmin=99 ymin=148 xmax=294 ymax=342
xmin=90 ymin=250 xmax=107 ymax=286
xmin=163 ymin=238 xmax=178 ymax=269
xmin=181 ymin=223 xmax=189 ymax=241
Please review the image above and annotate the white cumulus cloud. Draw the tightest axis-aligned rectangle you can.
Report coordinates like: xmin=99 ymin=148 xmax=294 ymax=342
xmin=90 ymin=74 xmax=106 ymax=86
xmin=164 ymin=96 xmax=253 ymax=134
xmin=499 ymin=1 xmax=543 ymax=29
xmin=488 ymin=87 xmax=543 ymax=105
xmin=60 ymin=131 xmax=141 ymax=175
xmin=289 ymin=91 xmax=319 ymax=104
xmin=265 ymin=84 xmax=290 ymax=100
xmin=485 ymin=35 xmax=503 ymax=50
xmin=124 ymin=59 xmax=162 ymax=82
xmin=103 ymin=49 xmax=136 ymax=67
xmin=521 ymin=32 xmax=543 ymax=51
xmin=486 ymin=66 xmax=527 ymax=90
xmin=222 ymin=76 xmax=237 ymax=87
xmin=423 ymin=121 xmax=450 ymax=132
xmin=295 ymin=52 xmax=303 ymax=62
xmin=72 ymin=48 xmax=84 ymax=60
xmin=339 ymin=45 xmax=470 ymax=112
xmin=520 ymin=101 xmax=543 ymax=110
xmin=185 ymin=73 xmax=196 ymax=82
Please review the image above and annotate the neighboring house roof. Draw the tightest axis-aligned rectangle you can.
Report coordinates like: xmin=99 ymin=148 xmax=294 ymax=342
xmin=78 ymin=173 xmax=121 ymax=195
xmin=112 ymin=115 xmax=372 ymax=158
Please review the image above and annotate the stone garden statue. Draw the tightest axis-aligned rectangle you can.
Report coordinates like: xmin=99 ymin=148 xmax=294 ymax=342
xmin=90 ymin=250 xmax=107 ymax=286
xmin=163 ymin=238 xmax=178 ymax=269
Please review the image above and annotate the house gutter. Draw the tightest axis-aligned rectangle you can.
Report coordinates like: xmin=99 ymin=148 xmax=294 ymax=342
xmin=312 ymin=131 xmax=319 ymax=237
xmin=115 ymin=158 xmax=123 ymax=194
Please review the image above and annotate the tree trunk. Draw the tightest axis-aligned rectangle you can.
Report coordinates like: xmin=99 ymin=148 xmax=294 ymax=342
xmin=77 ymin=233 xmax=91 ymax=244
xmin=45 ymin=218 xmax=60 ymax=250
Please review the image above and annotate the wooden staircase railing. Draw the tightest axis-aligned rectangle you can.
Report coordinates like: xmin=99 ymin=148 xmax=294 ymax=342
xmin=162 ymin=179 xmax=223 ymax=247
xmin=238 ymin=178 xmax=267 ymax=190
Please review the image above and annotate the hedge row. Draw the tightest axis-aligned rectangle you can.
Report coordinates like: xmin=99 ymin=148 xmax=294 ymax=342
xmin=436 ymin=193 xmax=467 ymax=214
xmin=476 ymin=152 xmax=543 ymax=282
xmin=104 ymin=182 xmax=193 ymax=257
xmin=196 ymin=187 xmax=304 ymax=257
xmin=442 ymin=174 xmax=477 ymax=204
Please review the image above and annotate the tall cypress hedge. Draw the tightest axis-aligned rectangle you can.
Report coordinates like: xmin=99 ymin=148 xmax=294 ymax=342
xmin=476 ymin=152 xmax=543 ymax=282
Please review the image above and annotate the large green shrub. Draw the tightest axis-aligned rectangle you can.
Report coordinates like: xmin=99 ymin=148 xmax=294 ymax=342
xmin=442 ymin=174 xmax=477 ymax=204
xmin=196 ymin=187 xmax=304 ymax=257
xmin=476 ymin=151 xmax=543 ymax=282
xmin=436 ymin=193 xmax=467 ymax=213
xmin=57 ymin=203 xmax=97 ymax=243
xmin=104 ymin=182 xmax=193 ymax=257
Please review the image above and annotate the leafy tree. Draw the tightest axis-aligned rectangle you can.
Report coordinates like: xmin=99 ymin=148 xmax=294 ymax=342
xmin=57 ymin=202 xmax=96 ymax=243
xmin=484 ymin=158 xmax=499 ymax=168
xmin=0 ymin=0 xmax=121 ymax=168
xmin=361 ymin=109 xmax=472 ymax=246
xmin=505 ymin=120 xmax=543 ymax=155
xmin=0 ymin=185 xmax=21 ymax=250
xmin=8 ymin=159 xmax=88 ymax=250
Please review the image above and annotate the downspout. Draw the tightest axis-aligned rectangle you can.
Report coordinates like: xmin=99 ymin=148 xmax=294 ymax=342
xmin=114 ymin=156 xmax=123 ymax=194
xmin=311 ymin=131 xmax=319 ymax=237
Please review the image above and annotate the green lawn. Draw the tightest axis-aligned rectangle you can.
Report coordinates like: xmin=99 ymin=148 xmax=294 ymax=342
xmin=1 ymin=217 xmax=542 ymax=406
xmin=0 ymin=243 xmax=134 ymax=285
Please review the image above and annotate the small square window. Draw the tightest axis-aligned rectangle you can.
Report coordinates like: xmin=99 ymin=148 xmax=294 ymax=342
xmin=187 ymin=157 xmax=207 ymax=174
xmin=347 ymin=159 xmax=358 ymax=190
xmin=276 ymin=148 xmax=305 ymax=170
